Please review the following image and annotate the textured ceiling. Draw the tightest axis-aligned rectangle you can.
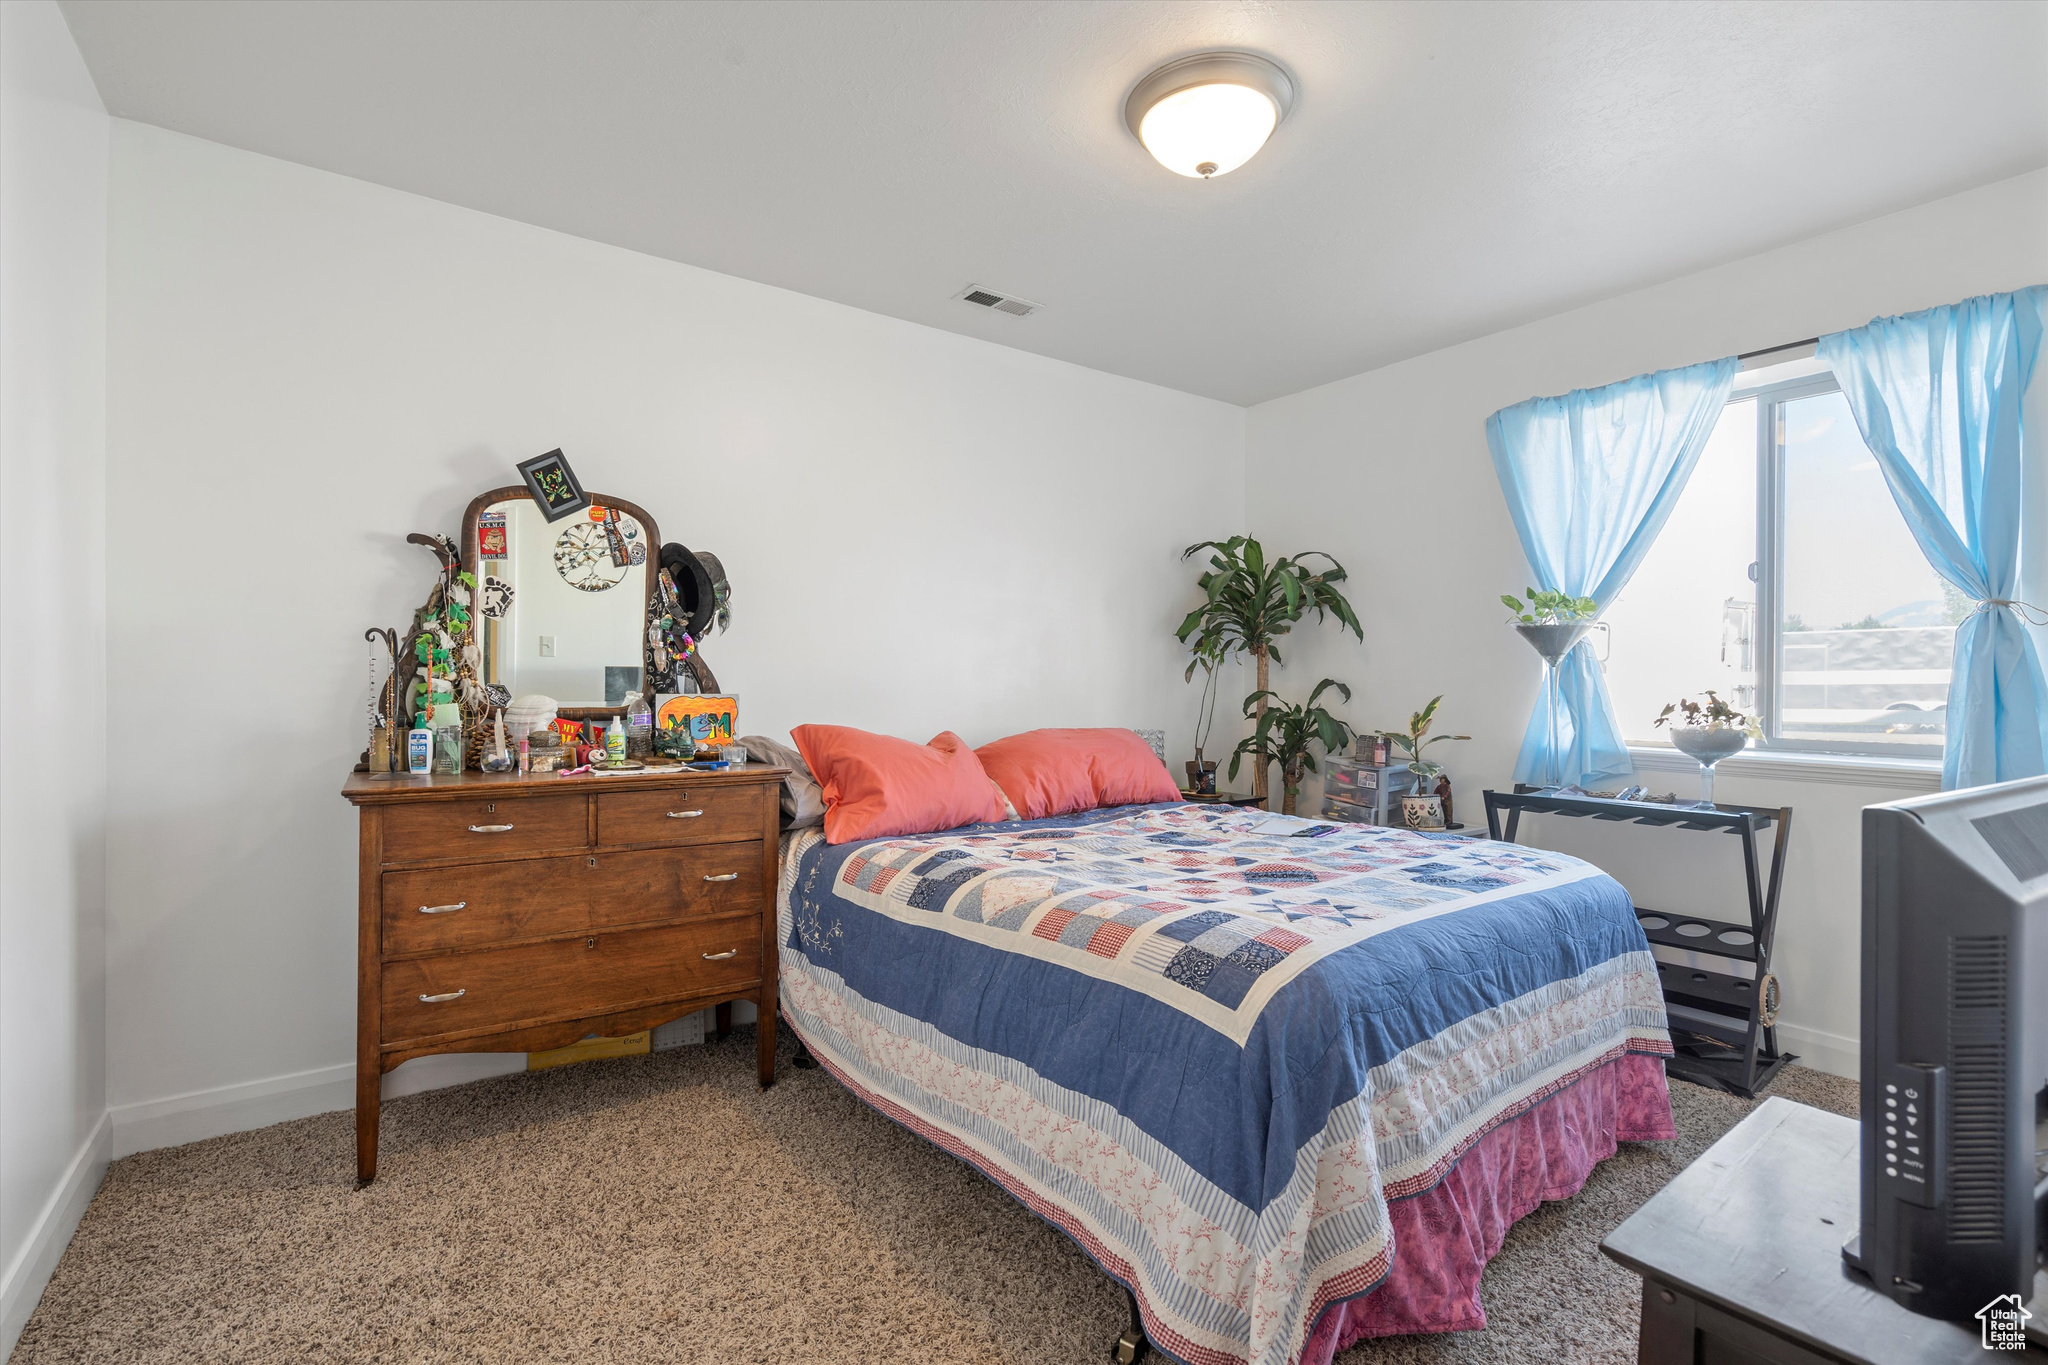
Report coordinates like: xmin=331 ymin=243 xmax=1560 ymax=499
xmin=59 ymin=0 xmax=2048 ymax=405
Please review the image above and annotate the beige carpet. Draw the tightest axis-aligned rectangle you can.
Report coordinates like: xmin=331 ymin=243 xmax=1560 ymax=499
xmin=12 ymin=1030 xmax=1856 ymax=1365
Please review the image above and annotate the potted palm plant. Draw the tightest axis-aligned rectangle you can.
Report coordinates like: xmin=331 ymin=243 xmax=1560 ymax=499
xmin=1228 ymin=679 xmax=1355 ymax=815
xmin=1376 ymin=695 xmax=1469 ymax=830
xmin=1178 ymin=537 xmax=1362 ymax=799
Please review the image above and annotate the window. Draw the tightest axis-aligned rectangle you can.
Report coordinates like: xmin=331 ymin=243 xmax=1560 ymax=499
xmin=1604 ymin=366 xmax=1953 ymax=761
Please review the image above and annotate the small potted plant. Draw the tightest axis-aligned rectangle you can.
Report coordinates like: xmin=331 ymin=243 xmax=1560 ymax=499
xmin=1502 ymin=588 xmax=1600 ymax=788
xmin=1655 ymin=691 xmax=1761 ymax=806
xmin=1183 ymin=638 xmax=1224 ymax=795
xmin=1377 ymin=695 xmax=1470 ymax=830
xmin=1501 ymin=587 xmax=1600 ymax=662
xmin=1228 ymin=679 xmax=1355 ymax=815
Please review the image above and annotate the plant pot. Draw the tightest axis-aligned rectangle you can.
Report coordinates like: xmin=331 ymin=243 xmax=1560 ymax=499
xmin=1667 ymin=726 xmax=1749 ymax=765
xmin=1400 ymin=791 xmax=1446 ymax=831
xmin=1512 ymin=620 xmax=1595 ymax=666
xmin=1512 ymin=620 xmax=1596 ymax=787
xmin=1667 ymin=725 xmax=1748 ymax=805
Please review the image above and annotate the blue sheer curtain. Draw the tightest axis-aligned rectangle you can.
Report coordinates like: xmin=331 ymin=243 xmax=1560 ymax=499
xmin=1487 ymin=357 xmax=1739 ymax=786
xmin=1818 ymin=285 xmax=2048 ymax=790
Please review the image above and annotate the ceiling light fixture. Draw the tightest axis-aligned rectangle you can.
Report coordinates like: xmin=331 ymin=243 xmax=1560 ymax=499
xmin=1124 ymin=51 xmax=1295 ymax=180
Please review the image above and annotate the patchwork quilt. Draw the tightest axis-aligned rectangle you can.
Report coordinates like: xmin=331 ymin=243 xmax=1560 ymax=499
xmin=777 ymin=803 xmax=1670 ymax=1365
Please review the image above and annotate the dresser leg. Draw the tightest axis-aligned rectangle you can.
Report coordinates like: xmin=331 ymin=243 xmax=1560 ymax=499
xmin=758 ymin=986 xmax=777 ymax=1088
xmin=356 ymin=802 xmax=383 ymax=1187
xmin=355 ymin=1063 xmax=380 ymax=1186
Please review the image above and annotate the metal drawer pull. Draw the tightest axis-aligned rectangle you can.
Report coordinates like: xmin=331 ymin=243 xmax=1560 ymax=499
xmin=418 ymin=901 xmax=467 ymax=915
xmin=702 ymin=872 xmax=739 ymax=882
xmin=667 ymin=810 xmax=705 ymax=819
xmin=468 ymin=824 xmax=514 ymax=834
xmin=418 ymin=989 xmax=466 ymax=1003
xmin=702 ymin=949 xmax=739 ymax=961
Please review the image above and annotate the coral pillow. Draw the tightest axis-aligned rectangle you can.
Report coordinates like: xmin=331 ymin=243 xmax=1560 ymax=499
xmin=974 ymin=728 xmax=1182 ymax=820
xmin=790 ymin=725 xmax=1008 ymax=844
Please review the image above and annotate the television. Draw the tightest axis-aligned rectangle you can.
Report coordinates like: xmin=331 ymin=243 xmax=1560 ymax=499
xmin=1845 ymin=777 xmax=2048 ymax=1331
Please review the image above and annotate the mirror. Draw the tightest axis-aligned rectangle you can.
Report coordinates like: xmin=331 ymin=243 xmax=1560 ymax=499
xmin=462 ymin=487 xmax=658 ymax=710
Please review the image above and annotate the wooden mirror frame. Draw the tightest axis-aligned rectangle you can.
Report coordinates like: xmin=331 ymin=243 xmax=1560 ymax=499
xmin=461 ymin=487 xmax=661 ymax=723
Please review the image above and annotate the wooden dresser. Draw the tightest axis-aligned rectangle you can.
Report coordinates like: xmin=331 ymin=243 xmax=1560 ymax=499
xmin=341 ymin=764 xmax=786 ymax=1183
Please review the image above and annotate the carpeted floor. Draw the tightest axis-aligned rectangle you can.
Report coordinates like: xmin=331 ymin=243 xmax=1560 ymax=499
xmin=12 ymin=1030 xmax=1856 ymax=1365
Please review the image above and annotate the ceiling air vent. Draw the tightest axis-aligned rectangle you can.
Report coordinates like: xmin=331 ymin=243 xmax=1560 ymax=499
xmin=956 ymin=284 xmax=1041 ymax=318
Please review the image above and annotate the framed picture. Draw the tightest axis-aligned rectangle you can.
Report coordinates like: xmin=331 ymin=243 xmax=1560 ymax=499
xmin=476 ymin=510 xmax=508 ymax=559
xmin=516 ymin=448 xmax=589 ymax=522
xmin=656 ymin=694 xmax=738 ymax=749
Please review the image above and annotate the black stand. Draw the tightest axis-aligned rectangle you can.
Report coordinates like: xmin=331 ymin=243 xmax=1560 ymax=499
xmin=1483 ymin=785 xmax=1795 ymax=1098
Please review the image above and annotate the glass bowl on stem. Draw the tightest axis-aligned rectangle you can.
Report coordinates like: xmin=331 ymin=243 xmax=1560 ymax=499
xmin=1512 ymin=621 xmax=1595 ymax=790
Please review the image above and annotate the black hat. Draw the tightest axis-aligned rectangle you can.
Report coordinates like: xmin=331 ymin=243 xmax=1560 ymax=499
xmin=660 ymin=543 xmax=717 ymax=639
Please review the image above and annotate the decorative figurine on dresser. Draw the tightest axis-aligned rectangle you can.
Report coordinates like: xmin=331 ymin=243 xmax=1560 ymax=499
xmin=345 ymin=449 xmax=783 ymax=1185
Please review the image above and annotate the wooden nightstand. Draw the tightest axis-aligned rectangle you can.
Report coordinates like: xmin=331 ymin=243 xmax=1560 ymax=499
xmin=341 ymin=763 xmax=786 ymax=1184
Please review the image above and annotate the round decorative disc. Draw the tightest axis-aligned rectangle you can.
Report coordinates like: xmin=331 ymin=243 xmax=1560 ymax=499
xmin=554 ymin=521 xmax=628 ymax=592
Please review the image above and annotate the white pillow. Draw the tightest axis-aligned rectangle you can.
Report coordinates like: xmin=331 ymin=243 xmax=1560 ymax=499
xmin=738 ymin=734 xmax=826 ymax=829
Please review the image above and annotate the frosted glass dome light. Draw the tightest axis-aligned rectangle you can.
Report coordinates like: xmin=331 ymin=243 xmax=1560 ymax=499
xmin=1125 ymin=52 xmax=1295 ymax=180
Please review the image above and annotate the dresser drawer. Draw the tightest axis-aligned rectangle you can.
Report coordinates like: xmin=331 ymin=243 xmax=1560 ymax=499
xmin=596 ymin=783 xmax=765 ymax=847
xmin=380 ymin=793 xmax=587 ymax=864
xmin=381 ymin=917 xmax=761 ymax=1043
xmin=385 ymin=843 xmax=766 ymax=956
xmin=589 ymin=841 xmax=764 ymax=929
xmin=383 ymin=855 xmax=591 ymax=956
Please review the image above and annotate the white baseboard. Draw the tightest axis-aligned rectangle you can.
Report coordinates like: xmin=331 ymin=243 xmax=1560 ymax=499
xmin=382 ymin=1051 xmax=528 ymax=1100
xmin=1773 ymin=1020 xmax=1859 ymax=1080
xmin=110 ymin=1009 xmax=767 ymax=1160
xmin=1 ymin=1111 xmax=111 ymax=1358
xmin=111 ymin=1052 xmax=525 ymax=1159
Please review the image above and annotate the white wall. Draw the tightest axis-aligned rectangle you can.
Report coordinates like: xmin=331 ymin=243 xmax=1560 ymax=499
xmin=1246 ymin=168 xmax=2048 ymax=1077
xmin=102 ymin=123 xmax=1245 ymax=1154
xmin=0 ymin=0 xmax=110 ymax=1350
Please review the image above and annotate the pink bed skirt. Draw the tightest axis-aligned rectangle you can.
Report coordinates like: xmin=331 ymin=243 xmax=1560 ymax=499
xmin=1300 ymin=1052 xmax=1675 ymax=1363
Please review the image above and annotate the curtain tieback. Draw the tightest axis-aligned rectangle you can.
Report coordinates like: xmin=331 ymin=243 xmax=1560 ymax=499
xmin=1971 ymin=598 xmax=2048 ymax=626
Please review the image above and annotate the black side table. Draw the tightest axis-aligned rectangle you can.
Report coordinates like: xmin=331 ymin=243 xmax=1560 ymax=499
xmin=1483 ymin=785 xmax=1794 ymax=1097
xmin=1178 ymin=790 xmax=1269 ymax=808
xmin=1602 ymin=1097 xmax=2044 ymax=1363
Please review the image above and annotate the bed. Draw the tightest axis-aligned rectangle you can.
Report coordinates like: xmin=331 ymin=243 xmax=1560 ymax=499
xmin=774 ymin=800 xmax=1673 ymax=1365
